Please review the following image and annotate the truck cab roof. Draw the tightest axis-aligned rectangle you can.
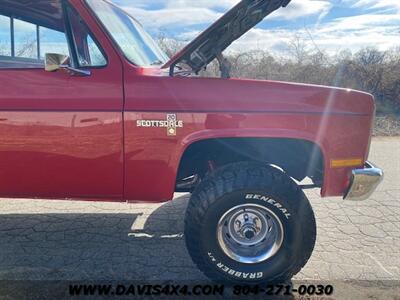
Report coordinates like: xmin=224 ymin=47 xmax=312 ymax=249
xmin=0 ymin=0 xmax=64 ymax=31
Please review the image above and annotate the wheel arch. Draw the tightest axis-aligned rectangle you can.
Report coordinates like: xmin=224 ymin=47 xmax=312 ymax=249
xmin=175 ymin=129 xmax=327 ymax=192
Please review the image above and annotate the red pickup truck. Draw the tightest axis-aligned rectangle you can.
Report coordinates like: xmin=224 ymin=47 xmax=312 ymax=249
xmin=0 ymin=0 xmax=383 ymax=284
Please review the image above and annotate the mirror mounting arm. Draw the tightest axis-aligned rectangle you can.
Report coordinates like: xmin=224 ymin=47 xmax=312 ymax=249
xmin=59 ymin=65 xmax=91 ymax=77
xmin=45 ymin=53 xmax=91 ymax=77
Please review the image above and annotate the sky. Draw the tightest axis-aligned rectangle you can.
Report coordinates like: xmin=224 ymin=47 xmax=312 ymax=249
xmin=112 ymin=0 xmax=400 ymax=55
xmin=0 ymin=0 xmax=398 ymax=58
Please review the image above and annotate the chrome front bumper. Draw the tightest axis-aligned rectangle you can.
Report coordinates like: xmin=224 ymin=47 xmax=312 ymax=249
xmin=344 ymin=161 xmax=384 ymax=201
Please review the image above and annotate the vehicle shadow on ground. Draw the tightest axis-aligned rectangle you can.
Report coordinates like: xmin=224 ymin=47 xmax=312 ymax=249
xmin=0 ymin=195 xmax=197 ymax=281
xmin=0 ymin=195 xmax=294 ymax=299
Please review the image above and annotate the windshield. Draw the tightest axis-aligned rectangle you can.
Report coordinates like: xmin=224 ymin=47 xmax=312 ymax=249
xmin=86 ymin=0 xmax=169 ymax=67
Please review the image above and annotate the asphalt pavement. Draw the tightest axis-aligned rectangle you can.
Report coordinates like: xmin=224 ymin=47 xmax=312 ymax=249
xmin=0 ymin=137 xmax=399 ymax=299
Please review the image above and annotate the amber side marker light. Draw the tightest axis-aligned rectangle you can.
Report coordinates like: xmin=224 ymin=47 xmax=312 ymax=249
xmin=331 ymin=158 xmax=363 ymax=168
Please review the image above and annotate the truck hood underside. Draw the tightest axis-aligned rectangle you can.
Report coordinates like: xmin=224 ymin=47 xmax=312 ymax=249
xmin=162 ymin=0 xmax=292 ymax=74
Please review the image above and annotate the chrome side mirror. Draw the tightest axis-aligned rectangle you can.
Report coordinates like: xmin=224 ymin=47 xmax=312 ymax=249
xmin=45 ymin=53 xmax=69 ymax=72
xmin=45 ymin=53 xmax=91 ymax=77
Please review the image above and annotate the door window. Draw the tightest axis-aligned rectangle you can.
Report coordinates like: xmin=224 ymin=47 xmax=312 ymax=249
xmin=13 ymin=19 xmax=38 ymax=59
xmin=0 ymin=15 xmax=11 ymax=56
xmin=0 ymin=0 xmax=106 ymax=69
xmin=66 ymin=5 xmax=107 ymax=68
xmin=0 ymin=15 xmax=69 ymax=68
xmin=40 ymin=27 xmax=70 ymax=60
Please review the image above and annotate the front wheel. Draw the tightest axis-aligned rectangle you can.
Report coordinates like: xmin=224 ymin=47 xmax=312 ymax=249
xmin=184 ymin=162 xmax=316 ymax=284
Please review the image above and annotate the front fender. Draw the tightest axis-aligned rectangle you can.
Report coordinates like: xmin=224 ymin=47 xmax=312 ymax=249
xmin=124 ymin=111 xmax=370 ymax=201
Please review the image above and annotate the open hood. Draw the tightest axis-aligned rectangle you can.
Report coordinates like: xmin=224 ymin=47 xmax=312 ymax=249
xmin=162 ymin=0 xmax=292 ymax=74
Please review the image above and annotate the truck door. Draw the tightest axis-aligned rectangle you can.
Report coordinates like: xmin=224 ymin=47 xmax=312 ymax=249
xmin=0 ymin=0 xmax=124 ymax=200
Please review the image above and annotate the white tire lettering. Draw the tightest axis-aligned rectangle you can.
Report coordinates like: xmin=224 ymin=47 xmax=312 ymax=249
xmin=208 ymin=252 xmax=264 ymax=280
xmin=246 ymin=193 xmax=291 ymax=219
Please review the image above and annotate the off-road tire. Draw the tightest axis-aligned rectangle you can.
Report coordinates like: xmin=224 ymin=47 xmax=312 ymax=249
xmin=184 ymin=161 xmax=316 ymax=284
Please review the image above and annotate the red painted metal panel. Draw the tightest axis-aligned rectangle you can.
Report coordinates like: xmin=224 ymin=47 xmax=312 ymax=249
xmin=0 ymin=112 xmax=123 ymax=199
xmin=0 ymin=0 xmax=375 ymax=203
xmin=123 ymin=68 xmax=374 ymax=201
xmin=0 ymin=0 xmax=124 ymax=200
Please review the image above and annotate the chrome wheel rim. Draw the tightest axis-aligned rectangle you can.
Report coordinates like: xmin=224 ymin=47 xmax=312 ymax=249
xmin=217 ymin=203 xmax=284 ymax=264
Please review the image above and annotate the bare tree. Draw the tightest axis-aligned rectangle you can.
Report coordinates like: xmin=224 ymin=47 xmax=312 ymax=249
xmin=0 ymin=40 xmax=9 ymax=56
xmin=157 ymin=34 xmax=184 ymax=57
xmin=15 ymin=35 xmax=37 ymax=58
xmin=158 ymin=35 xmax=400 ymax=116
xmin=287 ymin=33 xmax=310 ymax=64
